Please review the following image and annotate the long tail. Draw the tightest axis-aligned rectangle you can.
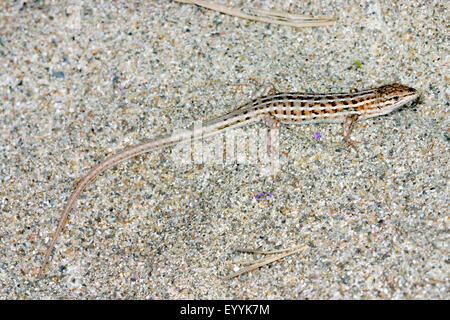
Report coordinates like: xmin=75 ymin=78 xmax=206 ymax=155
xmin=38 ymin=108 xmax=260 ymax=278
xmin=37 ymin=130 xmax=191 ymax=278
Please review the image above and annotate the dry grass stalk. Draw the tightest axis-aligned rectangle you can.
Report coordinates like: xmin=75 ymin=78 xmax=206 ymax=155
xmin=175 ymin=0 xmax=334 ymax=28
xmin=221 ymin=244 xmax=308 ymax=280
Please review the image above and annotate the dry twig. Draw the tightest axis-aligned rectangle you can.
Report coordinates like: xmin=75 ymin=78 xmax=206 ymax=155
xmin=175 ymin=0 xmax=334 ymax=28
xmin=222 ymin=244 xmax=308 ymax=280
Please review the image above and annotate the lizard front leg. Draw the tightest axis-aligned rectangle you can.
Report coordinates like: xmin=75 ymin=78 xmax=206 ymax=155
xmin=343 ymin=114 xmax=361 ymax=152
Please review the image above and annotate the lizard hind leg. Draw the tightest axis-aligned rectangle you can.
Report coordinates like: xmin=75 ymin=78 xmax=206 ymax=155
xmin=260 ymin=115 xmax=281 ymax=177
xmin=251 ymin=83 xmax=277 ymax=99
xmin=231 ymin=82 xmax=277 ymax=109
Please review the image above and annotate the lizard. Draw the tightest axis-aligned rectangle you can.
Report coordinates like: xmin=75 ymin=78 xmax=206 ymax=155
xmin=37 ymin=83 xmax=418 ymax=278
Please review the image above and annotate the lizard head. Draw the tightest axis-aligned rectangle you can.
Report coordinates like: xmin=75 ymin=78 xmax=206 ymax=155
xmin=380 ymin=83 xmax=418 ymax=107
xmin=364 ymin=83 xmax=419 ymax=118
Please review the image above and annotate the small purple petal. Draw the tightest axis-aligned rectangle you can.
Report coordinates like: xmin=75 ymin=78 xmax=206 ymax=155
xmin=256 ymin=191 xmax=272 ymax=200
xmin=313 ymin=132 xmax=321 ymax=139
